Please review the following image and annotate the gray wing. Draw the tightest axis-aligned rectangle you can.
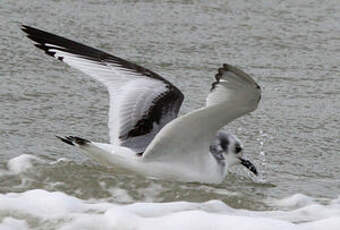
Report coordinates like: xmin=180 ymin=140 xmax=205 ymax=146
xmin=22 ymin=25 xmax=184 ymax=153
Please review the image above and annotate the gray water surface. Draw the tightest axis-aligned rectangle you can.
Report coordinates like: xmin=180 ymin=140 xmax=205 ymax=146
xmin=1 ymin=0 xmax=340 ymax=212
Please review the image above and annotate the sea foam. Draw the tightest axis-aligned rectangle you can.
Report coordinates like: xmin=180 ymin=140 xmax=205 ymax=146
xmin=6 ymin=154 xmax=43 ymax=174
xmin=0 ymin=189 xmax=339 ymax=230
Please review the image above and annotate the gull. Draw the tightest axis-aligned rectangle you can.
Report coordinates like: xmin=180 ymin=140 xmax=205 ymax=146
xmin=22 ymin=25 xmax=261 ymax=184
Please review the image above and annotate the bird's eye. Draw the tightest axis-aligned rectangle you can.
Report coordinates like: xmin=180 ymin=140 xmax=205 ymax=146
xmin=235 ymin=145 xmax=242 ymax=153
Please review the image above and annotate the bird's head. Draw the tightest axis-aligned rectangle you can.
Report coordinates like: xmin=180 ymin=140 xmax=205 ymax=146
xmin=210 ymin=131 xmax=258 ymax=176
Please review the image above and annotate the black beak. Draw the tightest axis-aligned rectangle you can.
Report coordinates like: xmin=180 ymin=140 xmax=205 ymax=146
xmin=240 ymin=158 xmax=258 ymax=176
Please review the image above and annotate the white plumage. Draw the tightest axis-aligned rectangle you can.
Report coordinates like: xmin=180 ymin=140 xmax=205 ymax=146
xmin=22 ymin=25 xmax=261 ymax=183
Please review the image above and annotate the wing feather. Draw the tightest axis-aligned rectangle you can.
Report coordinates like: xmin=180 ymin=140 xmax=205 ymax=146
xmin=22 ymin=25 xmax=184 ymax=153
xmin=143 ymin=64 xmax=261 ymax=171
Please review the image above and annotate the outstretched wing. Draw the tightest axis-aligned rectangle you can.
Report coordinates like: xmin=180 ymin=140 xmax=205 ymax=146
xmin=22 ymin=25 xmax=184 ymax=153
xmin=143 ymin=64 xmax=261 ymax=170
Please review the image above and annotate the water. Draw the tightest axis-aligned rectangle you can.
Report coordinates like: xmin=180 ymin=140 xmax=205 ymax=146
xmin=1 ymin=0 xmax=340 ymax=229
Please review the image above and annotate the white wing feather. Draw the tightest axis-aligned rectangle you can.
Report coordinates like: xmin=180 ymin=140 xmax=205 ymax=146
xmin=22 ymin=25 xmax=184 ymax=153
xmin=143 ymin=64 xmax=261 ymax=171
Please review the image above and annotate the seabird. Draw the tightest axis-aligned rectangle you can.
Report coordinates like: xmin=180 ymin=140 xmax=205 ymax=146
xmin=21 ymin=25 xmax=261 ymax=184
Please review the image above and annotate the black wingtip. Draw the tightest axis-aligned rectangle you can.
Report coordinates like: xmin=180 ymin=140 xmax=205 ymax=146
xmin=56 ymin=136 xmax=90 ymax=146
xmin=20 ymin=24 xmax=113 ymax=62
xmin=56 ymin=136 xmax=74 ymax=146
xmin=21 ymin=25 xmax=36 ymax=34
xmin=210 ymin=63 xmax=231 ymax=91
xmin=21 ymin=24 xmax=28 ymax=31
xmin=21 ymin=24 xmax=58 ymax=58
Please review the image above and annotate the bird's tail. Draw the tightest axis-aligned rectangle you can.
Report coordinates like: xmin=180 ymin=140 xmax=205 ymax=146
xmin=56 ymin=136 xmax=120 ymax=167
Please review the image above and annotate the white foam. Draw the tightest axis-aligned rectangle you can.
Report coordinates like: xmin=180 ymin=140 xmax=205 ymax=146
xmin=49 ymin=157 xmax=72 ymax=165
xmin=99 ymin=181 xmax=134 ymax=203
xmin=108 ymin=187 xmax=134 ymax=203
xmin=0 ymin=217 xmax=29 ymax=230
xmin=0 ymin=189 xmax=339 ymax=230
xmin=6 ymin=154 xmax=43 ymax=174
xmin=299 ymin=217 xmax=340 ymax=230
xmin=60 ymin=208 xmax=295 ymax=230
xmin=270 ymin=193 xmax=314 ymax=209
xmin=137 ymin=182 xmax=164 ymax=202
